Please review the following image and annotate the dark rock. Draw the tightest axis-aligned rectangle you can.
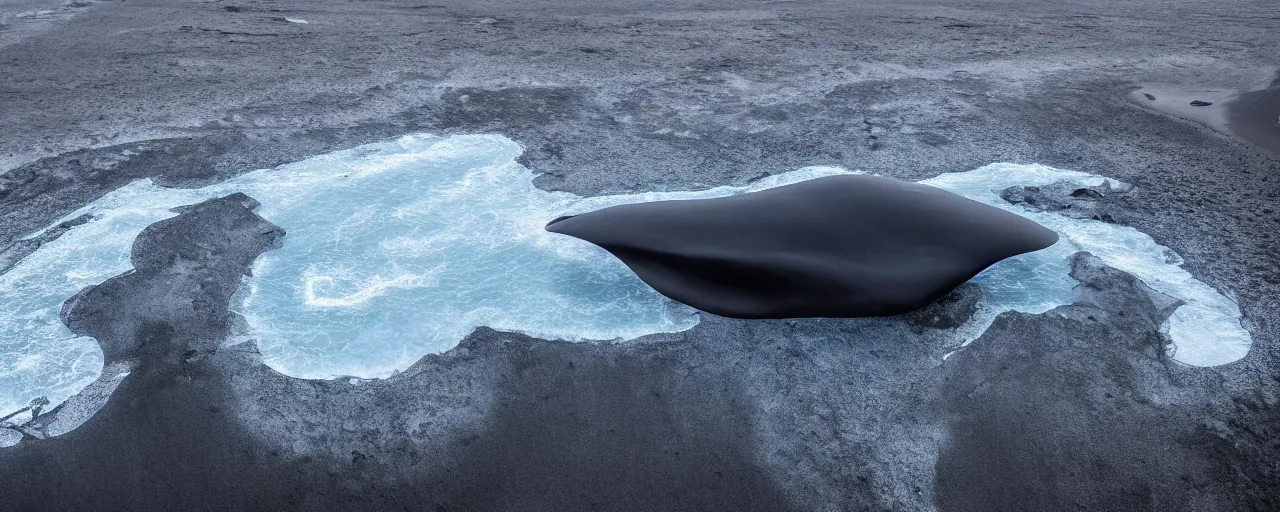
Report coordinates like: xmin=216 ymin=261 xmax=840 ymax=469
xmin=904 ymin=283 xmax=983 ymax=330
xmin=1069 ymin=187 xmax=1104 ymax=199
xmin=1067 ymin=252 xmax=1183 ymax=329
xmin=1143 ymin=93 xmax=1156 ymax=100
xmin=548 ymin=174 xmax=1058 ymax=318
xmin=60 ymin=193 xmax=284 ymax=366
xmin=932 ymin=255 xmax=1229 ymax=512
xmin=1001 ymin=179 xmax=1130 ymax=222
xmin=1190 ymin=100 xmax=1213 ymax=106
xmin=0 ymin=213 xmax=93 ymax=275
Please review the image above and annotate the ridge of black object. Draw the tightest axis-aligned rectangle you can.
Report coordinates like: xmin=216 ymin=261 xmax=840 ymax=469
xmin=546 ymin=174 xmax=1059 ymax=319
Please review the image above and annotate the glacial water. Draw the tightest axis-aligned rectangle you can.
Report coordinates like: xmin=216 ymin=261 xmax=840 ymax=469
xmin=0 ymin=133 xmax=1252 ymax=424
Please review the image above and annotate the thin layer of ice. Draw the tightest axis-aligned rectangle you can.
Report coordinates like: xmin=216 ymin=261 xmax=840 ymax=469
xmin=0 ymin=134 xmax=1252 ymax=422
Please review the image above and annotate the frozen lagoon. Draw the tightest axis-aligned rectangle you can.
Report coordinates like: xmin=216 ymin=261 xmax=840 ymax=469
xmin=0 ymin=133 xmax=1252 ymax=420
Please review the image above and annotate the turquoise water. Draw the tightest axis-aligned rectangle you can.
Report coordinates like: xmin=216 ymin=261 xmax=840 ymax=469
xmin=0 ymin=133 xmax=1251 ymax=420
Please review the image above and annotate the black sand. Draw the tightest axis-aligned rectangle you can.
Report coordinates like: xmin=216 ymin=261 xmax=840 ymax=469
xmin=2 ymin=0 xmax=1279 ymax=510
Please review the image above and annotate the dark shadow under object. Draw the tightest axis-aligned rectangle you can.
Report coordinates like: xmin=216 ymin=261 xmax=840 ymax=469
xmin=547 ymin=174 xmax=1058 ymax=319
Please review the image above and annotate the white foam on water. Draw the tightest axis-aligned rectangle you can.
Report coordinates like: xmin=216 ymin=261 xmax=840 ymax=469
xmin=0 ymin=134 xmax=1252 ymax=424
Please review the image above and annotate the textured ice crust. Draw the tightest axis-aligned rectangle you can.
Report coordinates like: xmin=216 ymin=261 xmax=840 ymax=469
xmin=0 ymin=134 xmax=1252 ymax=420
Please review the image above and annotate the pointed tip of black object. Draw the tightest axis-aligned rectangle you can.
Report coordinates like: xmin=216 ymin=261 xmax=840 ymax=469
xmin=547 ymin=174 xmax=1059 ymax=319
xmin=545 ymin=214 xmax=576 ymax=230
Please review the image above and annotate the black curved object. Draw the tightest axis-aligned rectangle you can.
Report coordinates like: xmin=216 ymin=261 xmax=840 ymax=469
xmin=546 ymin=174 xmax=1059 ymax=319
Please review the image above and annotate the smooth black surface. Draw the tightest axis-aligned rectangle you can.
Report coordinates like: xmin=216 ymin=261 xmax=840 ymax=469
xmin=1227 ymin=73 xmax=1280 ymax=154
xmin=547 ymin=174 xmax=1059 ymax=318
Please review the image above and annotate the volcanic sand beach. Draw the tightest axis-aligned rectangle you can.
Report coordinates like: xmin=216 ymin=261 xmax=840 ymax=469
xmin=1 ymin=0 xmax=1279 ymax=510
